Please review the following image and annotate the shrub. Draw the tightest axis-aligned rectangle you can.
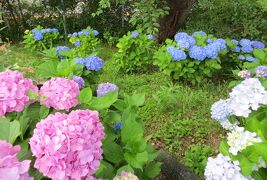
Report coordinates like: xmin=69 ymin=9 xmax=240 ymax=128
xmin=23 ymin=26 xmax=59 ymax=50
xmin=68 ymin=26 xmax=100 ymax=57
xmin=206 ymin=77 xmax=267 ymax=179
xmin=114 ymin=31 xmax=155 ymax=73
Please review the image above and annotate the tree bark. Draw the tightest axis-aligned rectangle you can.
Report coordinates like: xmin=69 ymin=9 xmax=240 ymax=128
xmin=158 ymin=0 xmax=196 ymax=42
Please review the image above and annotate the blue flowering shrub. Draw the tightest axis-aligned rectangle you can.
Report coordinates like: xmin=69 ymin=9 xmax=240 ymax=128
xmin=205 ymin=77 xmax=267 ymax=179
xmin=153 ymin=32 xmax=222 ymax=84
xmin=68 ymin=26 xmax=100 ymax=57
xmin=23 ymin=26 xmax=59 ymax=50
xmin=114 ymin=31 xmax=155 ymax=73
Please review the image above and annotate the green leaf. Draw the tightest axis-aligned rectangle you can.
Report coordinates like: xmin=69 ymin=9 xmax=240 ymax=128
xmin=144 ymin=162 xmax=161 ymax=178
xmin=17 ymin=139 xmax=32 ymax=161
xmin=121 ymin=117 xmax=143 ymax=144
xmin=253 ymin=49 xmax=266 ymax=61
xmin=254 ymin=142 xmax=267 ymax=162
xmin=37 ymin=60 xmax=59 ymax=78
xmin=219 ymin=140 xmax=230 ymax=156
xmin=238 ymin=154 xmax=254 ymax=176
xmin=89 ymin=91 xmax=118 ymax=110
xmin=116 ymin=165 xmax=134 ymax=175
xmin=78 ymin=87 xmax=92 ymax=104
xmin=124 ymin=151 xmax=148 ymax=170
xmin=0 ymin=118 xmax=21 ymax=144
xmin=94 ymin=160 xmax=115 ymax=179
xmin=19 ymin=111 xmax=30 ymax=138
xmin=39 ymin=105 xmax=50 ymax=119
xmin=126 ymin=93 xmax=145 ymax=107
xmin=103 ymin=138 xmax=123 ymax=164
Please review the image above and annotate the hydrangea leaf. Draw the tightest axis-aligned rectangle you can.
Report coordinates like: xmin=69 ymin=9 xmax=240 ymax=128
xmin=124 ymin=151 xmax=148 ymax=170
xmin=94 ymin=160 xmax=115 ymax=179
xmin=39 ymin=105 xmax=50 ymax=119
xmin=253 ymin=49 xmax=266 ymax=62
xmin=116 ymin=165 xmax=134 ymax=175
xmin=219 ymin=140 xmax=230 ymax=156
xmin=89 ymin=91 xmax=118 ymax=110
xmin=37 ymin=60 xmax=59 ymax=78
xmin=144 ymin=162 xmax=161 ymax=178
xmin=103 ymin=138 xmax=123 ymax=164
xmin=125 ymin=93 xmax=145 ymax=107
xmin=78 ymin=87 xmax=92 ymax=104
xmin=121 ymin=117 xmax=143 ymax=144
xmin=0 ymin=118 xmax=21 ymax=144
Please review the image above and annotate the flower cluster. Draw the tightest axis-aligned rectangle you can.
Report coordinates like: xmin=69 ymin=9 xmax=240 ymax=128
xmin=229 ymin=78 xmax=267 ymax=117
xmin=68 ymin=29 xmax=99 ymax=37
xmin=204 ymin=154 xmax=250 ymax=180
xmin=72 ymin=75 xmax=85 ymax=89
xmin=255 ymin=66 xmax=267 ymax=77
xmin=113 ymin=171 xmax=139 ymax=180
xmin=0 ymin=70 xmax=38 ymax=116
xmin=131 ymin=31 xmax=139 ymax=38
xmin=39 ymin=77 xmax=80 ymax=111
xmin=238 ymin=70 xmax=251 ymax=79
xmin=97 ymin=82 xmax=118 ymax=97
xmin=167 ymin=46 xmax=187 ymax=61
xmin=75 ymin=56 xmax=104 ymax=71
xmin=113 ymin=121 xmax=123 ymax=133
xmin=74 ymin=41 xmax=81 ymax=47
xmin=147 ymin=34 xmax=154 ymax=40
xmin=56 ymin=46 xmax=70 ymax=59
xmin=238 ymin=55 xmax=258 ymax=62
xmin=227 ymin=126 xmax=262 ymax=155
xmin=29 ymin=110 xmax=105 ymax=180
xmin=167 ymin=32 xmax=227 ymax=61
xmin=0 ymin=140 xmax=32 ymax=180
xmin=32 ymin=28 xmax=58 ymax=41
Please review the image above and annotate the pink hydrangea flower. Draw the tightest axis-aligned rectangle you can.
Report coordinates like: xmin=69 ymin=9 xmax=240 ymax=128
xmin=0 ymin=140 xmax=32 ymax=180
xmin=29 ymin=110 xmax=105 ymax=180
xmin=39 ymin=78 xmax=80 ymax=110
xmin=113 ymin=171 xmax=139 ymax=180
xmin=0 ymin=70 xmax=38 ymax=116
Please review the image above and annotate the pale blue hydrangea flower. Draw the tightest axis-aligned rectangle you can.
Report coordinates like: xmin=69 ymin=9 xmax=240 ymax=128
xmin=97 ymin=82 xmax=118 ymax=97
xmin=189 ymin=46 xmax=207 ymax=61
xmin=131 ymin=31 xmax=139 ymax=38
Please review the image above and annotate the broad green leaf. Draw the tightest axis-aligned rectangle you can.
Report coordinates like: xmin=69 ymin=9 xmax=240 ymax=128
xmin=253 ymin=49 xmax=266 ymax=61
xmin=124 ymin=151 xmax=148 ymax=170
xmin=103 ymin=139 xmax=123 ymax=164
xmin=126 ymin=93 xmax=145 ymax=107
xmin=89 ymin=91 xmax=118 ymax=110
xmin=144 ymin=162 xmax=161 ymax=178
xmin=116 ymin=165 xmax=134 ymax=175
xmin=121 ymin=117 xmax=143 ymax=144
xmin=78 ymin=87 xmax=92 ymax=104
xmin=39 ymin=105 xmax=50 ymax=119
xmin=0 ymin=118 xmax=21 ymax=144
xmin=37 ymin=60 xmax=59 ymax=78
xmin=219 ymin=140 xmax=230 ymax=156
xmin=238 ymin=154 xmax=254 ymax=176
xmin=19 ymin=111 xmax=30 ymax=138
xmin=94 ymin=160 xmax=115 ymax=179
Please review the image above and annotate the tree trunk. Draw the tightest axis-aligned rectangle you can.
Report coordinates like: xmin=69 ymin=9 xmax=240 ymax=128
xmin=158 ymin=0 xmax=196 ymax=42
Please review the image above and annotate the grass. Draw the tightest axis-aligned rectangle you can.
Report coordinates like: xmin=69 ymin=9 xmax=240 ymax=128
xmin=0 ymin=44 xmax=229 ymax=177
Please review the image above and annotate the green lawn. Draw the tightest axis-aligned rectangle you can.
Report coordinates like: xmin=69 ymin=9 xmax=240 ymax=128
xmin=0 ymin=44 xmax=228 ymax=176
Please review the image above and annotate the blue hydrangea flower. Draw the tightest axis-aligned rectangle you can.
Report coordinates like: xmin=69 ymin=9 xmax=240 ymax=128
xmin=230 ymin=39 xmax=241 ymax=52
xmin=246 ymin=56 xmax=258 ymax=62
xmin=56 ymin=46 xmax=70 ymax=59
xmin=255 ymin=66 xmax=267 ymax=77
xmin=167 ymin=46 xmax=187 ymax=61
xmin=131 ymin=31 xmax=139 ymax=38
xmin=83 ymin=30 xmax=90 ymax=35
xmin=189 ymin=46 xmax=207 ymax=61
xmin=75 ymin=57 xmax=85 ymax=65
xmin=205 ymin=44 xmax=220 ymax=59
xmin=192 ymin=31 xmax=207 ymax=37
xmin=67 ymin=34 xmax=72 ymax=37
xmin=174 ymin=32 xmax=196 ymax=49
xmin=211 ymin=99 xmax=232 ymax=122
xmin=51 ymin=28 xmax=58 ymax=32
xmin=113 ymin=121 xmax=123 ymax=132
xmin=33 ymin=31 xmax=43 ymax=41
xmin=72 ymin=75 xmax=85 ymax=89
xmin=252 ymin=41 xmax=265 ymax=49
xmin=93 ymin=30 xmax=99 ymax=36
xmin=206 ymin=38 xmax=214 ymax=44
xmin=78 ymin=31 xmax=84 ymax=36
xmin=73 ymin=32 xmax=78 ymax=36
xmin=238 ymin=55 xmax=246 ymax=60
xmin=147 ymin=34 xmax=154 ymax=40
xmin=240 ymin=39 xmax=252 ymax=47
xmin=241 ymin=45 xmax=253 ymax=53
xmin=231 ymin=39 xmax=239 ymax=45
xmin=97 ymin=82 xmax=118 ymax=97
xmin=84 ymin=56 xmax=104 ymax=71
xmin=74 ymin=41 xmax=81 ymax=47
xmin=213 ymin=39 xmax=226 ymax=50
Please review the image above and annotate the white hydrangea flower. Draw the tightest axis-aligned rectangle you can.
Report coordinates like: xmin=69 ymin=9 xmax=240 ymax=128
xmin=227 ymin=127 xmax=262 ymax=156
xmin=228 ymin=78 xmax=267 ymax=117
xmin=204 ymin=154 xmax=252 ymax=180
xmin=211 ymin=99 xmax=232 ymax=121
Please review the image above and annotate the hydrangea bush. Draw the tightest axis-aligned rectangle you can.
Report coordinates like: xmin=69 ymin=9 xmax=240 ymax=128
xmin=68 ymin=26 xmax=100 ymax=57
xmin=153 ymin=32 xmax=222 ymax=84
xmin=114 ymin=31 xmax=155 ymax=73
xmin=206 ymin=77 xmax=267 ymax=179
xmin=23 ymin=26 xmax=59 ymax=50
xmin=0 ymin=69 xmax=159 ymax=179
xmin=154 ymin=31 xmax=266 ymax=84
